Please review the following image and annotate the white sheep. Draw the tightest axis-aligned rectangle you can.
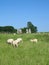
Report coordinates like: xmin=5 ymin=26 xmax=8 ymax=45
xmin=16 ymin=38 xmax=23 ymax=43
xmin=12 ymin=40 xmax=19 ymax=47
xmin=30 ymin=38 xmax=38 ymax=43
xmin=12 ymin=38 xmax=23 ymax=47
xmin=13 ymin=33 xmax=16 ymax=35
xmin=7 ymin=39 xmax=14 ymax=44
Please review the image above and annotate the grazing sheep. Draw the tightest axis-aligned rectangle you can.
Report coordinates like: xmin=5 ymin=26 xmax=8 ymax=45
xmin=7 ymin=39 xmax=14 ymax=44
xmin=12 ymin=38 xmax=23 ymax=47
xmin=30 ymin=38 xmax=38 ymax=43
xmin=16 ymin=38 xmax=23 ymax=43
xmin=13 ymin=33 xmax=16 ymax=35
xmin=12 ymin=40 xmax=19 ymax=47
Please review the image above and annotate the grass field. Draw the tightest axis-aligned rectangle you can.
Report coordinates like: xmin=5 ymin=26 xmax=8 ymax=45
xmin=0 ymin=33 xmax=49 ymax=65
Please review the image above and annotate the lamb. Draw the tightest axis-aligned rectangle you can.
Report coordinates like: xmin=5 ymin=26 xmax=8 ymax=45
xmin=7 ymin=39 xmax=14 ymax=44
xmin=30 ymin=38 xmax=38 ymax=43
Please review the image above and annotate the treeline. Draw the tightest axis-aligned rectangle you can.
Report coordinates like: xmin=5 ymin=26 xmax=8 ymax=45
xmin=0 ymin=22 xmax=37 ymax=33
xmin=0 ymin=26 xmax=17 ymax=33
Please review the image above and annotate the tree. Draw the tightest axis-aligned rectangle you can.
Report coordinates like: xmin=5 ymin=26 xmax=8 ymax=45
xmin=0 ymin=26 xmax=17 ymax=33
xmin=21 ymin=27 xmax=27 ymax=33
xmin=3 ymin=26 xmax=14 ymax=33
xmin=27 ymin=21 xmax=37 ymax=33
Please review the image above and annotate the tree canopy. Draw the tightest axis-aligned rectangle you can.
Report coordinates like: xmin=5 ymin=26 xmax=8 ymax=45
xmin=0 ymin=26 xmax=17 ymax=33
xmin=27 ymin=21 xmax=37 ymax=33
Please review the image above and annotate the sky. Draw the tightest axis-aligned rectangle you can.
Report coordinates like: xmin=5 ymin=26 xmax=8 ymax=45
xmin=0 ymin=0 xmax=49 ymax=32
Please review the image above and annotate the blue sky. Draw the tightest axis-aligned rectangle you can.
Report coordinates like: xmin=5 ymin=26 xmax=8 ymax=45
xmin=0 ymin=0 xmax=49 ymax=32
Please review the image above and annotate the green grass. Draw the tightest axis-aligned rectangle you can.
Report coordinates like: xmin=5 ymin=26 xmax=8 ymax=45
xmin=0 ymin=33 xmax=49 ymax=65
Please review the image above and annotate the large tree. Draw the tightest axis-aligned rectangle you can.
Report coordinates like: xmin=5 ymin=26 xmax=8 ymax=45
xmin=27 ymin=21 xmax=37 ymax=33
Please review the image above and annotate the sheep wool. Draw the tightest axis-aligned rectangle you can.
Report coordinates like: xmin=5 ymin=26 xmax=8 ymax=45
xmin=30 ymin=39 xmax=38 ymax=43
xmin=7 ymin=39 xmax=14 ymax=44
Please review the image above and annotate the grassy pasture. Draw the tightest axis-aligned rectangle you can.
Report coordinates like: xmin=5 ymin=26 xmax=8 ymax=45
xmin=0 ymin=33 xmax=49 ymax=65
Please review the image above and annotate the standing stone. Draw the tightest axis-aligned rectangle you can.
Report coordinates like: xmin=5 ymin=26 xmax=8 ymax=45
xmin=17 ymin=29 xmax=19 ymax=34
xmin=26 ymin=29 xmax=29 ymax=33
xmin=19 ymin=29 xmax=22 ymax=34
xmin=29 ymin=29 xmax=31 ymax=33
xmin=17 ymin=29 xmax=22 ymax=34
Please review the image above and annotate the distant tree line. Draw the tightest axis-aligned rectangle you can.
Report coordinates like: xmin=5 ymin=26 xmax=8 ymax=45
xmin=0 ymin=22 xmax=37 ymax=33
xmin=0 ymin=26 xmax=17 ymax=33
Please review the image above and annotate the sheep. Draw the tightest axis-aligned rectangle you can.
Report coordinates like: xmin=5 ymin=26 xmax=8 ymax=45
xmin=7 ymin=39 xmax=14 ymax=45
xmin=12 ymin=38 xmax=23 ymax=47
xmin=13 ymin=33 xmax=16 ymax=35
xmin=16 ymin=38 xmax=23 ymax=43
xmin=12 ymin=40 xmax=19 ymax=47
xmin=30 ymin=38 xmax=38 ymax=43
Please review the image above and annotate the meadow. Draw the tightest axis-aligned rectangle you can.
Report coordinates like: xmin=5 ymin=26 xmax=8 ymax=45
xmin=0 ymin=32 xmax=49 ymax=65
